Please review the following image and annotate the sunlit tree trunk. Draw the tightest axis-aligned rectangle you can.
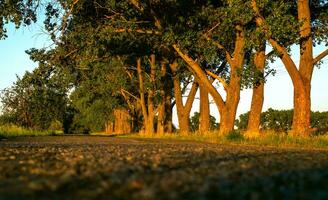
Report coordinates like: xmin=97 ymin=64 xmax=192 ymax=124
xmin=173 ymin=27 xmax=245 ymax=135
xmin=170 ymin=62 xmax=198 ymax=135
xmin=199 ymin=86 xmax=210 ymax=132
xmin=137 ymin=57 xmax=155 ymax=135
xmin=165 ymin=94 xmax=173 ymax=133
xmin=157 ymin=62 xmax=167 ymax=135
xmin=251 ymin=0 xmax=328 ymax=136
xmin=246 ymin=45 xmax=266 ymax=136
xmin=219 ymin=74 xmax=241 ymax=135
xmin=291 ymin=0 xmax=313 ymax=136
xmin=218 ymin=27 xmax=245 ymax=135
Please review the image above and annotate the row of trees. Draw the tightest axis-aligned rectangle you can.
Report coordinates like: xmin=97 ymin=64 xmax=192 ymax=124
xmin=236 ymin=109 xmax=328 ymax=133
xmin=0 ymin=0 xmax=327 ymax=136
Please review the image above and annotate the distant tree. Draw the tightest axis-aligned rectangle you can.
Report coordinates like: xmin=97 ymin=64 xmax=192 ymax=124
xmin=190 ymin=112 xmax=219 ymax=132
xmin=237 ymin=109 xmax=328 ymax=134
xmin=311 ymin=111 xmax=328 ymax=134
xmin=69 ymin=59 xmax=129 ymax=133
xmin=236 ymin=109 xmax=293 ymax=133
xmin=0 ymin=67 xmax=68 ymax=130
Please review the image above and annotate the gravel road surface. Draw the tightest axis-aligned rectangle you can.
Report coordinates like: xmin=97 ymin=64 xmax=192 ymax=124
xmin=0 ymin=136 xmax=328 ymax=200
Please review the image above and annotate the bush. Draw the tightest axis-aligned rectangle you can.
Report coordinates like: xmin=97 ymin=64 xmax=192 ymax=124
xmin=226 ymin=130 xmax=244 ymax=141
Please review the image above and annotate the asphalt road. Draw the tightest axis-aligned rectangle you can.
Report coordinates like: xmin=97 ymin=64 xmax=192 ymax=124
xmin=0 ymin=136 xmax=328 ymax=200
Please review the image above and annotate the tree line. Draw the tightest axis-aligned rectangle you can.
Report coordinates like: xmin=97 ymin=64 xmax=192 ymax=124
xmin=236 ymin=109 xmax=328 ymax=134
xmin=0 ymin=0 xmax=327 ymax=136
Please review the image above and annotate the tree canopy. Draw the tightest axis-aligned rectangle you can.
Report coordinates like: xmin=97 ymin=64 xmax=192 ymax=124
xmin=0 ymin=0 xmax=327 ymax=136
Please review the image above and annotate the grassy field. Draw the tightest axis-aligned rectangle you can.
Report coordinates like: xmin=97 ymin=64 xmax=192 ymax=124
xmin=125 ymin=131 xmax=328 ymax=150
xmin=0 ymin=125 xmax=63 ymax=138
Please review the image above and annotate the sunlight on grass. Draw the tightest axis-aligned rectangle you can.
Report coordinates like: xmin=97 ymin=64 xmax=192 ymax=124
xmin=126 ymin=131 xmax=328 ymax=149
xmin=0 ymin=125 xmax=63 ymax=138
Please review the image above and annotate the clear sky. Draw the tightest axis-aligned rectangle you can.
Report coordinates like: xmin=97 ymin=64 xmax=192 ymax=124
xmin=0 ymin=24 xmax=52 ymax=91
xmin=0 ymin=24 xmax=327 ymax=124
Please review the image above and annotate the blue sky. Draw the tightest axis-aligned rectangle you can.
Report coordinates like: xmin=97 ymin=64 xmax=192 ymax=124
xmin=0 ymin=24 xmax=52 ymax=91
xmin=0 ymin=24 xmax=327 ymax=122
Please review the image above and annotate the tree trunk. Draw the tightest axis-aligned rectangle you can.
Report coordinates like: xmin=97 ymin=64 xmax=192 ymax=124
xmin=137 ymin=57 xmax=154 ymax=135
xmin=252 ymin=0 xmax=319 ymax=137
xmin=178 ymin=113 xmax=190 ymax=135
xmin=292 ymin=80 xmax=311 ymax=136
xmin=165 ymin=94 xmax=173 ymax=133
xmin=170 ymin=62 xmax=198 ymax=135
xmin=246 ymin=46 xmax=265 ymax=136
xmin=157 ymin=96 xmax=165 ymax=135
xmin=173 ymin=26 xmax=245 ymax=136
xmin=105 ymin=121 xmax=114 ymax=134
xmin=199 ymin=86 xmax=210 ymax=132
xmin=219 ymin=77 xmax=241 ymax=135
xmin=219 ymin=108 xmax=236 ymax=135
xmin=219 ymin=27 xmax=245 ymax=135
xmin=137 ymin=58 xmax=148 ymax=134
xmin=157 ymin=62 xmax=166 ymax=135
xmin=114 ymin=109 xmax=131 ymax=134
xmin=291 ymin=0 xmax=313 ymax=136
xmin=145 ymin=54 xmax=156 ymax=135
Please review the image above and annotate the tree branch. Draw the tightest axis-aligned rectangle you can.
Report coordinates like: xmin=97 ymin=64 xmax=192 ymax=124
xmin=112 ymin=28 xmax=161 ymax=35
xmin=206 ymin=70 xmax=228 ymax=91
xmin=137 ymin=58 xmax=148 ymax=119
xmin=265 ymin=49 xmax=275 ymax=58
xmin=184 ymin=82 xmax=199 ymax=115
xmin=129 ymin=0 xmax=144 ymax=12
xmin=172 ymin=44 xmax=226 ymax=111
xmin=120 ymin=88 xmax=139 ymax=101
xmin=251 ymin=0 xmax=303 ymax=87
xmin=203 ymin=34 xmax=233 ymax=66
xmin=129 ymin=0 xmax=162 ymax=30
xmin=313 ymin=49 xmax=328 ymax=65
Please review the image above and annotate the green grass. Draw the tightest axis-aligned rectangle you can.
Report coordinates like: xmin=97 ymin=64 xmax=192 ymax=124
xmin=123 ymin=131 xmax=328 ymax=150
xmin=0 ymin=125 xmax=63 ymax=138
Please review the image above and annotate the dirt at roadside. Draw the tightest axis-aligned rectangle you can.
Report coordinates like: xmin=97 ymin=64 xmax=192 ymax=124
xmin=0 ymin=136 xmax=328 ymax=200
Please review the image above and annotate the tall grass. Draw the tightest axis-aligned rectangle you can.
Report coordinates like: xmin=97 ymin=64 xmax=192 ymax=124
xmin=0 ymin=125 xmax=63 ymax=138
xmin=126 ymin=130 xmax=328 ymax=149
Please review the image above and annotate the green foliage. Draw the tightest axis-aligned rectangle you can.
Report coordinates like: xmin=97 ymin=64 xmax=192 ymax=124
xmin=236 ymin=109 xmax=328 ymax=134
xmin=68 ymin=58 xmax=132 ymax=133
xmin=226 ymin=130 xmax=244 ymax=141
xmin=0 ymin=0 xmax=39 ymax=39
xmin=0 ymin=125 xmax=62 ymax=138
xmin=189 ymin=112 xmax=219 ymax=132
xmin=311 ymin=111 xmax=328 ymax=134
xmin=0 ymin=63 xmax=68 ymax=131
xmin=1 ymin=0 xmax=327 ymax=137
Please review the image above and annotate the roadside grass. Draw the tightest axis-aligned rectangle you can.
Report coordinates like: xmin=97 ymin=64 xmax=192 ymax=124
xmin=2 ymin=125 xmax=328 ymax=149
xmin=124 ymin=130 xmax=328 ymax=149
xmin=0 ymin=125 xmax=63 ymax=138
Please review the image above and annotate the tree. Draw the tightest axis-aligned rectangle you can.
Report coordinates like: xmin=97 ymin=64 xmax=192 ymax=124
xmin=171 ymin=0 xmax=253 ymax=135
xmin=237 ymin=109 xmax=328 ymax=134
xmin=252 ymin=0 xmax=328 ymax=136
xmin=169 ymin=61 xmax=198 ymax=134
xmin=190 ymin=112 xmax=219 ymax=132
xmin=0 ymin=0 xmax=39 ymax=39
xmin=199 ymin=85 xmax=210 ymax=132
xmin=245 ymin=44 xmax=266 ymax=136
xmin=0 ymin=65 xmax=68 ymax=130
